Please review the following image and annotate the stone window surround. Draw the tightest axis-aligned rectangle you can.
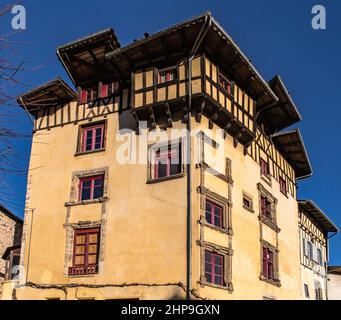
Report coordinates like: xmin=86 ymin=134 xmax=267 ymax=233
xmin=63 ymin=167 xmax=109 ymax=277
xmin=64 ymin=220 xmax=103 ymax=278
xmin=198 ymin=240 xmax=234 ymax=292
xmin=260 ymin=240 xmax=281 ymax=287
xmin=257 ymin=183 xmax=280 ymax=233
xmin=147 ymin=138 xmax=186 ymax=184
xmin=198 ymin=186 xmax=233 ymax=236
xmin=65 ymin=167 xmax=109 ymax=207
xmin=242 ymin=192 xmax=254 ymax=213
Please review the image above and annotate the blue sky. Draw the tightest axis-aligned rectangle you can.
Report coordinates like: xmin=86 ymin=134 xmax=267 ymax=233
xmin=0 ymin=0 xmax=340 ymax=264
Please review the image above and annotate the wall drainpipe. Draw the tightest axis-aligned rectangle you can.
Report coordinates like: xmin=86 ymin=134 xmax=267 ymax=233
xmin=186 ymin=13 xmax=211 ymax=300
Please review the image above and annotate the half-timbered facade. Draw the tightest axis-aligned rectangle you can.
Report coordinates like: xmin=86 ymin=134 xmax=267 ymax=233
xmin=3 ymin=12 xmax=338 ymax=300
xmin=298 ymin=201 xmax=338 ymax=300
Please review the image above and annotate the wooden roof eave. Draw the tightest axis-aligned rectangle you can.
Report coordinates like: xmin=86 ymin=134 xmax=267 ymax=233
xmin=260 ymin=75 xmax=302 ymax=133
xmin=17 ymin=77 xmax=77 ymax=114
xmin=298 ymin=200 xmax=339 ymax=234
xmin=105 ymin=12 xmax=279 ymax=107
xmin=57 ymin=29 xmax=121 ymax=87
xmin=272 ymin=129 xmax=313 ymax=179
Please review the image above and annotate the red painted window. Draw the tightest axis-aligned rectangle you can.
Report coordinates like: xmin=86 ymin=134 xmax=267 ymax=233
xmin=69 ymin=228 xmax=100 ymax=275
xmin=159 ymin=68 xmax=177 ymax=84
xmin=80 ymin=87 xmax=98 ymax=104
xmin=260 ymin=158 xmax=269 ymax=176
xmin=101 ymin=82 xmax=120 ymax=98
xmin=205 ymin=251 xmax=224 ymax=286
xmin=81 ymin=123 xmax=105 ymax=153
xmin=153 ymin=144 xmax=181 ymax=179
xmin=261 ymin=196 xmax=272 ymax=221
xmin=262 ymin=247 xmax=274 ymax=280
xmin=205 ymin=200 xmax=223 ymax=228
xmin=79 ymin=175 xmax=104 ymax=201
xmin=80 ymin=89 xmax=88 ymax=104
xmin=279 ymin=177 xmax=287 ymax=194
xmin=218 ymin=74 xmax=231 ymax=94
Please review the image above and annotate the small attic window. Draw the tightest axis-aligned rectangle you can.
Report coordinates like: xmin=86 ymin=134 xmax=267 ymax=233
xmin=158 ymin=67 xmax=177 ymax=84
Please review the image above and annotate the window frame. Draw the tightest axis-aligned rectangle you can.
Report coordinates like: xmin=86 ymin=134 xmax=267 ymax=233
xmin=148 ymin=140 xmax=185 ymax=183
xmin=243 ymin=193 xmax=254 ymax=213
xmin=205 ymin=199 xmax=224 ymax=229
xmin=204 ymin=250 xmax=224 ymax=286
xmin=69 ymin=228 xmax=100 ymax=276
xmin=158 ymin=66 xmax=178 ymax=85
xmin=279 ymin=177 xmax=287 ymax=195
xmin=258 ymin=184 xmax=279 ymax=232
xmin=218 ymin=72 xmax=232 ymax=95
xmin=260 ymin=158 xmax=269 ymax=177
xmin=304 ymin=284 xmax=310 ymax=299
xmin=80 ymin=86 xmax=98 ymax=104
xmin=262 ymin=247 xmax=274 ymax=280
xmin=100 ymin=81 xmax=120 ymax=98
xmin=199 ymin=242 xmax=233 ymax=292
xmin=317 ymin=247 xmax=323 ymax=266
xmin=260 ymin=241 xmax=281 ymax=287
xmin=77 ymin=121 xmax=106 ymax=155
xmin=78 ymin=175 xmax=105 ymax=202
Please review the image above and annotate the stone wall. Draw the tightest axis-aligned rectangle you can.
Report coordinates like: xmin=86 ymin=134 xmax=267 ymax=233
xmin=0 ymin=208 xmax=23 ymax=295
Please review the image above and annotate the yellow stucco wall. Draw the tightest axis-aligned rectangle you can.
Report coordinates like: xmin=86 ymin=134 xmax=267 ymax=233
xmin=4 ymin=96 xmax=303 ymax=300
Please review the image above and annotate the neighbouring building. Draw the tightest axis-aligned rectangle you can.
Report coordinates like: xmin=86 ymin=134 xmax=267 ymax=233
xmin=2 ymin=12 xmax=339 ymax=300
xmin=0 ymin=204 xmax=23 ymax=297
xmin=328 ymin=266 xmax=341 ymax=300
xmin=298 ymin=201 xmax=338 ymax=300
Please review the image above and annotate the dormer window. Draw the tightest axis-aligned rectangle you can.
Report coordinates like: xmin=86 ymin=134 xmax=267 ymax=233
xmin=158 ymin=67 xmax=177 ymax=84
xmin=218 ymin=73 xmax=231 ymax=94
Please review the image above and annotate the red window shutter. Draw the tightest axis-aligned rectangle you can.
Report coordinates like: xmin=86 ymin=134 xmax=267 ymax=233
xmin=80 ymin=90 xmax=87 ymax=104
xmin=101 ymin=84 xmax=108 ymax=98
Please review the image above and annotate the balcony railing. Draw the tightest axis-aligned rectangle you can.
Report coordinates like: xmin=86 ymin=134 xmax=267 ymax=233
xmin=68 ymin=265 xmax=98 ymax=276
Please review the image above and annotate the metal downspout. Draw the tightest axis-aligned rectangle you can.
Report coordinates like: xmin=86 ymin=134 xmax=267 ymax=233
xmin=186 ymin=13 xmax=211 ymax=300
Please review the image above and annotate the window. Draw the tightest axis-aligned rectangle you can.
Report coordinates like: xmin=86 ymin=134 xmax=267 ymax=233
xmin=262 ymin=247 xmax=274 ymax=280
xmin=80 ymin=123 xmax=105 ymax=153
xmin=149 ymin=142 xmax=183 ymax=181
xmin=243 ymin=194 xmax=253 ymax=212
xmin=261 ymin=196 xmax=272 ymax=221
xmin=69 ymin=228 xmax=100 ymax=276
xmin=80 ymin=87 xmax=98 ymax=104
xmin=304 ymin=284 xmax=310 ymax=299
xmin=205 ymin=251 xmax=224 ymax=286
xmin=101 ymin=82 xmax=120 ymax=98
xmin=314 ymin=282 xmax=323 ymax=300
xmin=279 ymin=177 xmax=287 ymax=194
xmin=317 ymin=248 xmax=323 ymax=266
xmin=205 ymin=200 xmax=223 ymax=228
xmin=4 ymin=248 xmax=20 ymax=281
xmin=304 ymin=239 xmax=313 ymax=260
xmin=159 ymin=68 xmax=177 ymax=84
xmin=260 ymin=158 xmax=269 ymax=176
xmin=218 ymin=73 xmax=231 ymax=94
xmin=79 ymin=175 xmax=104 ymax=201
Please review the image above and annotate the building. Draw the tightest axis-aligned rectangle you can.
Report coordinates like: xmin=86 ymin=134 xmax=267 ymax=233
xmin=0 ymin=204 xmax=23 ymax=297
xmin=328 ymin=266 xmax=341 ymax=300
xmin=298 ymin=201 xmax=338 ymax=300
xmin=2 ymin=12 xmax=338 ymax=300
